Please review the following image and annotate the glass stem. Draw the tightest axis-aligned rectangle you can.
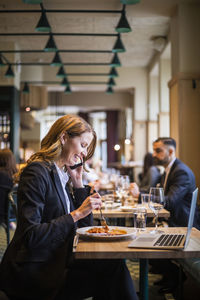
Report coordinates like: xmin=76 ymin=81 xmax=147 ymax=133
xmin=155 ymin=212 xmax=158 ymax=230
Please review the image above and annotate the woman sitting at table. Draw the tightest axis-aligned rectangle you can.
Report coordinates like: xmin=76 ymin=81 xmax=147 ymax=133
xmin=138 ymin=152 xmax=161 ymax=194
xmin=0 ymin=148 xmax=18 ymax=228
xmin=0 ymin=114 xmax=138 ymax=300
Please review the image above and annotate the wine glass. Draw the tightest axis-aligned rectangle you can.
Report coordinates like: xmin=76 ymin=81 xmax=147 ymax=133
xmin=148 ymin=187 xmax=165 ymax=234
xmin=116 ymin=175 xmax=130 ymax=205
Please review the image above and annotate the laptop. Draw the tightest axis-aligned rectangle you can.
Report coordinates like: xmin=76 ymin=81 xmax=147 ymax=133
xmin=128 ymin=188 xmax=198 ymax=250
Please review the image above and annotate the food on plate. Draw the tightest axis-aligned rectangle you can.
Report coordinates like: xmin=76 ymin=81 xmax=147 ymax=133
xmin=87 ymin=227 xmax=127 ymax=235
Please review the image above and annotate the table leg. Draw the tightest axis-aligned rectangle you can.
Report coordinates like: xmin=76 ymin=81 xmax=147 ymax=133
xmin=139 ymin=258 xmax=149 ymax=300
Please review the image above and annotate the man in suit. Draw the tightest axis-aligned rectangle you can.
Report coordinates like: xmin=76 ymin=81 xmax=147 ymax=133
xmin=130 ymin=137 xmax=199 ymax=228
xmin=152 ymin=137 xmax=199 ymax=229
xmin=130 ymin=137 xmax=200 ymax=294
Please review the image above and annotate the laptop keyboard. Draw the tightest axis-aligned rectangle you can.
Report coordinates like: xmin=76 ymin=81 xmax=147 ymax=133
xmin=153 ymin=234 xmax=185 ymax=247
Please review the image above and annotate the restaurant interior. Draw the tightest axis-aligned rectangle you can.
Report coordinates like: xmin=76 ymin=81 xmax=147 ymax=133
xmin=0 ymin=0 xmax=200 ymax=300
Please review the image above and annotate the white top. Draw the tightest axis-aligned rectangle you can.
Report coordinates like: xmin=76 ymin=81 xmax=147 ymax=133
xmin=163 ymin=157 xmax=176 ymax=191
xmin=54 ymin=162 xmax=70 ymax=213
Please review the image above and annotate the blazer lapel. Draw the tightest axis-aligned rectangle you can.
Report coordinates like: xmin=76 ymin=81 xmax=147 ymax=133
xmin=50 ymin=164 xmax=68 ymax=213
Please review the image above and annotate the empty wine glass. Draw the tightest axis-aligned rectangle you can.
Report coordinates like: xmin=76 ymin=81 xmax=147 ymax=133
xmin=116 ymin=175 xmax=130 ymax=205
xmin=148 ymin=187 xmax=165 ymax=234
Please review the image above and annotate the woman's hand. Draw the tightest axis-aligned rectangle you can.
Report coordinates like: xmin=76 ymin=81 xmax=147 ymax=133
xmin=66 ymin=164 xmax=84 ymax=188
xmin=70 ymin=192 xmax=101 ymax=222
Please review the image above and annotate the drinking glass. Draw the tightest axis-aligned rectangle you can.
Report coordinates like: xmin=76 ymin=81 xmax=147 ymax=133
xmin=134 ymin=206 xmax=147 ymax=232
xmin=148 ymin=187 xmax=165 ymax=234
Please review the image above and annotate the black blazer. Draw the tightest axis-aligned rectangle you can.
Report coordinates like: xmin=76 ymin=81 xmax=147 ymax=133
xmin=0 ymin=162 xmax=93 ymax=300
xmin=162 ymin=158 xmax=200 ymax=228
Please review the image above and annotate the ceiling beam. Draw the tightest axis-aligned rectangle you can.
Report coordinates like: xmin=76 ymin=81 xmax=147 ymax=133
xmin=21 ymin=81 xmax=108 ymax=85
xmin=0 ymin=49 xmax=112 ymax=53
xmin=0 ymin=33 xmax=118 ymax=37
xmin=9 ymin=62 xmax=111 ymax=66
xmin=0 ymin=9 xmax=122 ymax=14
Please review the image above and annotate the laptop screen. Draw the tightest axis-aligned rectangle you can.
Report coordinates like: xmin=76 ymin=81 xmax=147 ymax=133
xmin=184 ymin=188 xmax=198 ymax=248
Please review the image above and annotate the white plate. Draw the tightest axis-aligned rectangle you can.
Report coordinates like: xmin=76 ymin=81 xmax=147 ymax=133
xmin=76 ymin=226 xmax=136 ymax=241
xmin=120 ymin=206 xmax=135 ymax=212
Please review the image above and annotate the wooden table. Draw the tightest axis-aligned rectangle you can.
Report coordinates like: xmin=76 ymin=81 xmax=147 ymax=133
xmin=74 ymin=227 xmax=200 ymax=300
xmin=93 ymin=206 xmax=170 ymax=219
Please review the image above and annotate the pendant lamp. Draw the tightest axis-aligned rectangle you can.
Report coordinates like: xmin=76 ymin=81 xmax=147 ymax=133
xmin=64 ymin=86 xmax=72 ymax=94
xmin=120 ymin=0 xmax=140 ymax=4
xmin=51 ymin=53 xmax=62 ymax=67
xmin=106 ymin=86 xmax=113 ymax=94
xmin=112 ymin=35 xmax=126 ymax=53
xmin=61 ymin=77 xmax=69 ymax=86
xmin=109 ymin=68 xmax=118 ymax=78
xmin=110 ymin=53 xmax=121 ymax=67
xmin=107 ymin=78 xmax=116 ymax=86
xmin=56 ymin=66 xmax=67 ymax=78
xmin=115 ymin=10 xmax=132 ymax=33
xmin=35 ymin=11 xmax=51 ymax=32
xmin=22 ymin=82 xmax=30 ymax=94
xmin=23 ymin=0 xmax=42 ymax=3
xmin=5 ymin=65 xmax=15 ymax=77
xmin=44 ymin=35 xmax=57 ymax=52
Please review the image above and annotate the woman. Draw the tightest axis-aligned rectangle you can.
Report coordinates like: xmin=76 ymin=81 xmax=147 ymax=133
xmin=0 ymin=115 xmax=137 ymax=300
xmin=0 ymin=149 xmax=17 ymax=223
xmin=138 ymin=152 xmax=161 ymax=194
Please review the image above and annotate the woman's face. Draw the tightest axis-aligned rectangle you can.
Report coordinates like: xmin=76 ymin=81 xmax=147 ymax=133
xmin=61 ymin=131 xmax=93 ymax=166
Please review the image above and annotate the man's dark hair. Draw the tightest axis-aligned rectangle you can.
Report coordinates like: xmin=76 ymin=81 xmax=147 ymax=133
xmin=154 ymin=137 xmax=176 ymax=149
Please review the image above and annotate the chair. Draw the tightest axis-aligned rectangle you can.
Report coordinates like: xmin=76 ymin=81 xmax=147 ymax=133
xmin=0 ymin=186 xmax=17 ymax=245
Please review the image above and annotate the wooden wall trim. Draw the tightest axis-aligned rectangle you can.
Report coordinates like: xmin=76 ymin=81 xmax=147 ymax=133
xmin=168 ymin=72 xmax=200 ymax=88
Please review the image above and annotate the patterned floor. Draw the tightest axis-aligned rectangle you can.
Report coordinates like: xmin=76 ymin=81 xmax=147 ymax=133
xmin=1 ymin=225 xmax=199 ymax=300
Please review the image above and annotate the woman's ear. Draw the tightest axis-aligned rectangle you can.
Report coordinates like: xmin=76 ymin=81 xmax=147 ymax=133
xmin=60 ymin=133 xmax=67 ymax=145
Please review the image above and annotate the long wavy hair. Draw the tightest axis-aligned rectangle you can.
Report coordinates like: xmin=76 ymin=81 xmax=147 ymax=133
xmin=17 ymin=114 xmax=97 ymax=180
xmin=0 ymin=148 xmax=17 ymax=178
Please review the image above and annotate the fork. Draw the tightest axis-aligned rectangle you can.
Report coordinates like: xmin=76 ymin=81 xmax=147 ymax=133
xmin=100 ymin=207 xmax=109 ymax=230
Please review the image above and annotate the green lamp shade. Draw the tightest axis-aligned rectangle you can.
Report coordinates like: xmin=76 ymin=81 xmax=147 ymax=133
xmin=110 ymin=53 xmax=121 ymax=67
xmin=44 ymin=35 xmax=57 ymax=52
xmin=50 ymin=53 xmax=62 ymax=67
xmin=120 ymin=0 xmax=140 ymax=4
xmin=5 ymin=65 xmax=14 ymax=77
xmin=22 ymin=0 xmax=42 ymax=4
xmin=64 ymin=86 xmax=72 ymax=94
xmin=22 ymin=82 xmax=30 ymax=94
xmin=109 ymin=67 xmax=118 ymax=78
xmin=23 ymin=0 xmax=42 ymax=4
xmin=107 ymin=78 xmax=116 ymax=86
xmin=56 ymin=66 xmax=67 ymax=78
xmin=112 ymin=35 xmax=126 ymax=53
xmin=61 ymin=78 xmax=69 ymax=86
xmin=106 ymin=86 xmax=113 ymax=94
xmin=35 ymin=11 xmax=51 ymax=32
xmin=115 ymin=11 xmax=132 ymax=33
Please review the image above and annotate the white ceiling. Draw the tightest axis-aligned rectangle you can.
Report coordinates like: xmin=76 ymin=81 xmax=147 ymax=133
xmin=0 ymin=0 xmax=183 ymax=93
